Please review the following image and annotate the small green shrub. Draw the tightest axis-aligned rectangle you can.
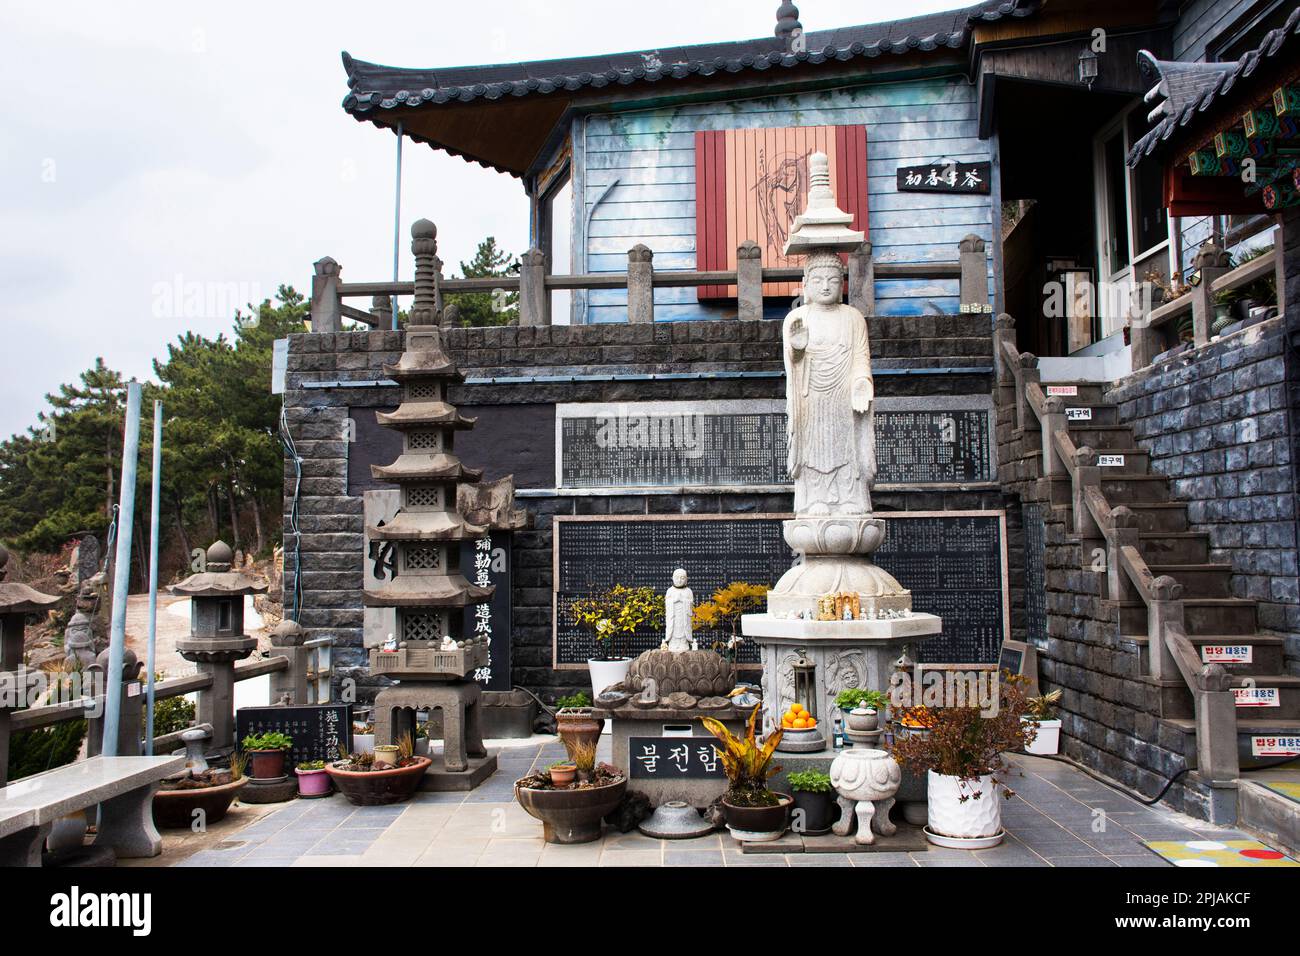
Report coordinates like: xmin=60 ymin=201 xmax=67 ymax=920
xmin=7 ymin=720 xmax=87 ymax=781
xmin=296 ymin=760 xmax=326 ymax=771
xmin=152 ymin=695 xmax=196 ymax=737
xmin=556 ymin=690 xmax=591 ymax=709
xmin=787 ymin=768 xmax=833 ymax=793
xmin=241 ymin=731 xmax=292 ymax=751
xmin=834 ymin=688 xmax=888 ymax=711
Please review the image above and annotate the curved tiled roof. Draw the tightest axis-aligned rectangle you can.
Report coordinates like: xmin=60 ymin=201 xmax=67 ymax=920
xmin=1128 ymin=6 xmax=1300 ymax=166
xmin=341 ymin=1 xmax=1035 ymax=115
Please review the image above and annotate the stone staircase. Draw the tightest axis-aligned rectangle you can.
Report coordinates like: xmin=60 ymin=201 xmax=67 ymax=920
xmin=1035 ymin=379 xmax=1300 ymax=831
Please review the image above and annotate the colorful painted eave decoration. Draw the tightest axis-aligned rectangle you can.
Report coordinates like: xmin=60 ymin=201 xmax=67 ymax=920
xmin=1183 ymin=83 xmax=1300 ymax=209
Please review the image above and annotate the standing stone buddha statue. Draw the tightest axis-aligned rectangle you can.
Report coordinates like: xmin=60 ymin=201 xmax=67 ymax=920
xmin=783 ymin=248 xmax=876 ymax=516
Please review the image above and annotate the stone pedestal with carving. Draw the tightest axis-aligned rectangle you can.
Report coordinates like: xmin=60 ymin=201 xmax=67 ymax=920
xmin=743 ymin=614 xmax=941 ymax=739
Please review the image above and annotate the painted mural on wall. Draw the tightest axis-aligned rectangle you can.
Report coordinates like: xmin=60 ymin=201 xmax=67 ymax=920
xmin=694 ymin=125 xmax=868 ymax=298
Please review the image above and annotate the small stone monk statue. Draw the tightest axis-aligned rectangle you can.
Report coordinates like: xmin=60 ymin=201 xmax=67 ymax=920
xmin=663 ymin=568 xmax=695 ymax=652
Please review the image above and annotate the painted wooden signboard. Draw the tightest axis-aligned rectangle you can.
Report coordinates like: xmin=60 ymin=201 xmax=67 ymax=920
xmin=694 ymin=125 xmax=868 ymax=298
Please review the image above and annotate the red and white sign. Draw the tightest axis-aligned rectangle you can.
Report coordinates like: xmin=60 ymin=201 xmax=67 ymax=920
xmin=1251 ymin=735 xmax=1300 ymax=757
xmin=1234 ymin=687 xmax=1280 ymax=708
xmin=1202 ymin=644 xmax=1252 ymax=663
xmin=1046 ymin=385 xmax=1078 ymax=397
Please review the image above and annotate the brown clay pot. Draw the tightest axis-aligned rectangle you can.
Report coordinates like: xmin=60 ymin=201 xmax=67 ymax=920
xmin=555 ymin=708 xmax=603 ymax=755
xmin=548 ymin=763 xmax=577 ymax=787
xmin=326 ymin=756 xmax=431 ymax=806
xmin=721 ymin=793 xmax=792 ymax=840
xmin=249 ymin=749 xmax=287 ymax=779
xmin=153 ymin=777 xmax=249 ymax=829
xmin=514 ymin=776 xmax=627 ymax=844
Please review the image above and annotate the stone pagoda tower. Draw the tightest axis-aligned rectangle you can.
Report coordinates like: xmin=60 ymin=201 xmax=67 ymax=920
xmin=363 ymin=220 xmax=523 ymax=784
xmin=0 ymin=544 xmax=60 ymax=785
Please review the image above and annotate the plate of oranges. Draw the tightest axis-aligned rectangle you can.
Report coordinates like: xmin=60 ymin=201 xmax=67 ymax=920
xmin=780 ymin=702 xmax=819 ymax=731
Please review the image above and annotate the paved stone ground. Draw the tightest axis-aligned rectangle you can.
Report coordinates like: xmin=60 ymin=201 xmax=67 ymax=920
xmin=136 ymin=739 xmax=1277 ymax=868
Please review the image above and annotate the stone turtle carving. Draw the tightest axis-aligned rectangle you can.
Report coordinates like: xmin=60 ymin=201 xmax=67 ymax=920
xmin=626 ymin=648 xmax=733 ymax=697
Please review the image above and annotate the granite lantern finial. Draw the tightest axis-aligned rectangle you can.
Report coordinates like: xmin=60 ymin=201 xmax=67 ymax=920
xmin=411 ymin=218 xmax=442 ymax=326
xmin=775 ymin=2 xmax=801 ymax=41
xmin=0 ymin=543 xmax=61 ymax=672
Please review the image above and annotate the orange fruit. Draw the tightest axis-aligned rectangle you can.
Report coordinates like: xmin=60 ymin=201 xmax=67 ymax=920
xmin=782 ymin=717 xmax=793 ymax=728
xmin=805 ymin=717 xmax=817 ymax=728
xmin=793 ymin=717 xmax=808 ymax=728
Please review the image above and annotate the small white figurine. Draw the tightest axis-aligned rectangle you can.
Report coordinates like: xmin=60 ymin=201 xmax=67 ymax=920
xmin=381 ymin=632 xmax=398 ymax=652
xmin=664 ymin=568 xmax=695 ymax=652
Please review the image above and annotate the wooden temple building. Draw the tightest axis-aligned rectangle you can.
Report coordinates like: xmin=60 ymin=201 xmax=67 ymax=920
xmin=279 ymin=0 xmax=1300 ymax=839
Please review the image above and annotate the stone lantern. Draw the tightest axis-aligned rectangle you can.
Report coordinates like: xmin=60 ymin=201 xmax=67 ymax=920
xmin=171 ymin=540 xmax=267 ymax=750
xmin=0 ymin=544 xmax=60 ymax=785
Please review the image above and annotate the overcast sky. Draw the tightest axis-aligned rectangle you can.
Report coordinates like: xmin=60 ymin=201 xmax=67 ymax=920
xmin=0 ymin=0 xmax=958 ymax=440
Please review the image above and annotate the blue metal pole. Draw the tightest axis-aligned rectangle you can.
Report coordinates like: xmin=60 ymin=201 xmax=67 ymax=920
xmin=101 ymin=381 xmax=142 ymax=758
xmin=144 ymin=400 xmax=162 ymax=756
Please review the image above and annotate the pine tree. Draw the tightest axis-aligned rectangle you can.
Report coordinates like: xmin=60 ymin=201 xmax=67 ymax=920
xmin=444 ymin=237 xmax=520 ymax=326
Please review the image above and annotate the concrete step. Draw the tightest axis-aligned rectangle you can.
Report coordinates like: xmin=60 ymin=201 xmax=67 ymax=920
xmin=1164 ymin=716 xmax=1300 ymax=771
xmin=1061 ymin=402 xmax=1121 ymax=426
xmin=1147 ymin=563 xmax=1234 ymax=597
xmin=1065 ymin=424 xmax=1138 ymax=447
xmin=1092 ymin=447 xmax=1152 ymax=475
xmin=1041 ymin=382 xmax=1109 ymax=403
xmin=1118 ymin=597 xmax=1257 ymax=636
xmin=1139 ymin=531 xmax=1210 ymax=564
xmin=1137 ymin=633 xmax=1289 ymax=677
xmin=1124 ymin=502 xmax=1190 ymax=533
xmin=1239 ymin=777 xmax=1300 ymax=857
xmin=1227 ymin=675 xmax=1300 ymax=720
xmin=1101 ymin=475 xmax=1170 ymax=501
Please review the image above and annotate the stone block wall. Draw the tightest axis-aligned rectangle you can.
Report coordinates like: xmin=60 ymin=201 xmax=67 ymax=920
xmin=1106 ymin=318 xmax=1300 ymax=675
xmin=283 ymin=317 xmax=1000 ymax=703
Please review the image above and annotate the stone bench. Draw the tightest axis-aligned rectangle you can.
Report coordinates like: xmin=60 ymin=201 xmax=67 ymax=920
xmin=0 ymin=755 xmax=186 ymax=866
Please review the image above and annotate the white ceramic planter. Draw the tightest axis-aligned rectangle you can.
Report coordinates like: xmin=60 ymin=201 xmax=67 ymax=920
xmin=1024 ymin=718 xmax=1061 ymax=755
xmin=352 ymin=733 xmax=375 ymax=755
xmin=588 ymin=658 xmax=631 ymax=698
xmin=926 ymin=770 xmax=1003 ymax=843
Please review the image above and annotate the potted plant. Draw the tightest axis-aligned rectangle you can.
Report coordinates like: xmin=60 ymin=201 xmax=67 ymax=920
xmin=373 ymin=744 xmax=401 ymax=768
xmin=1023 ymin=688 xmax=1063 ymax=756
xmin=326 ymin=734 xmax=431 ymax=806
xmin=568 ymin=584 xmax=664 ymax=697
xmin=295 ymin=760 xmax=332 ymax=798
xmin=835 ymin=688 xmax=888 ymax=730
xmin=787 ymin=768 xmax=836 ymax=835
xmin=554 ymin=690 xmax=604 ymax=755
xmin=894 ymin=705 xmax=934 ymax=741
xmin=153 ymin=752 xmax=249 ymax=829
xmin=692 ymin=581 xmax=769 ymax=666
xmin=701 ymin=704 xmax=791 ymax=842
xmin=241 ymin=731 xmax=292 ymax=779
xmin=514 ymin=756 xmax=627 ymax=844
xmin=891 ymin=676 xmax=1036 ymax=848
xmin=548 ymin=761 xmax=577 ymax=787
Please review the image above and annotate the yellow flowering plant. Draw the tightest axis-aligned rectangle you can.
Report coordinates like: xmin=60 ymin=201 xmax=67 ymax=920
xmin=691 ymin=581 xmax=769 ymax=662
xmin=568 ymin=584 xmax=665 ymax=661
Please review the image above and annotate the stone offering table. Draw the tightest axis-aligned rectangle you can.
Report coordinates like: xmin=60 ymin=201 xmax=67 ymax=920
xmin=592 ymin=703 xmax=745 ymax=808
xmin=742 ymin=613 xmax=941 ymax=736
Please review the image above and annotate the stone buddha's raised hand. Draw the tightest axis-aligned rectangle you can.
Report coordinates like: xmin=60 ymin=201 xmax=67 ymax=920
xmin=851 ymin=374 xmax=873 ymax=413
xmin=788 ymin=313 xmax=809 ymax=353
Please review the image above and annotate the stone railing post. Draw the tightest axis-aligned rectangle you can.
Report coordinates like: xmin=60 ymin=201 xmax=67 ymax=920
xmin=370 ymin=294 xmax=393 ymax=329
xmin=310 ymin=257 xmax=342 ymax=333
xmin=627 ymin=244 xmax=655 ymax=323
xmin=1190 ymin=242 xmax=1230 ymax=347
xmin=1147 ymin=576 xmax=1184 ymax=682
xmin=848 ymin=242 xmax=874 ymax=317
xmin=410 ymin=219 xmax=442 ymax=326
xmin=193 ymin=656 xmax=239 ymax=752
xmin=1108 ymin=506 xmax=1139 ymax=602
xmin=737 ymin=240 xmax=764 ymax=321
xmin=959 ymin=235 xmax=990 ymax=313
xmin=1072 ymin=446 xmax=1101 ymax=538
xmin=993 ymin=313 xmax=1016 ymax=385
xmin=1015 ymin=352 xmax=1040 ymax=432
xmin=267 ymin=619 xmax=311 ymax=705
xmin=87 ymin=648 xmax=144 ymax=758
xmin=1041 ymin=396 xmax=1067 ymax=477
xmin=519 ymin=248 xmax=549 ymax=326
xmin=1195 ymin=661 xmax=1241 ymax=787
